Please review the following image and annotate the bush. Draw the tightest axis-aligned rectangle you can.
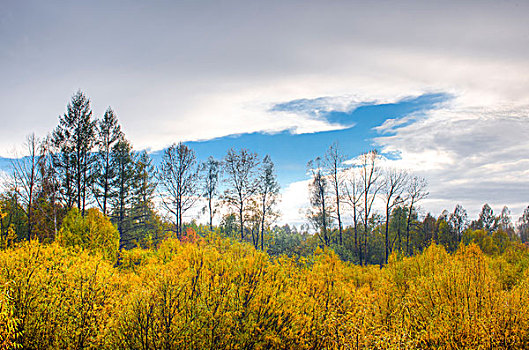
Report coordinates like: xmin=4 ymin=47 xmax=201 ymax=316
xmin=57 ymin=207 xmax=119 ymax=262
xmin=1 ymin=236 xmax=529 ymax=348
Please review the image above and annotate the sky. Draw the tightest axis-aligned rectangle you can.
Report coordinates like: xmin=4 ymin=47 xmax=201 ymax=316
xmin=1 ymin=0 xmax=529 ymax=225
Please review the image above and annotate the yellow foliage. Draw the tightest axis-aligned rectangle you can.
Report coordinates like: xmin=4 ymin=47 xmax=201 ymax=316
xmin=0 ymin=238 xmax=529 ymax=348
xmin=57 ymin=207 xmax=119 ymax=262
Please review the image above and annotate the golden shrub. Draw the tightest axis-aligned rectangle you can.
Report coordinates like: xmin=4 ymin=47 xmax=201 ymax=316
xmin=0 ymin=238 xmax=528 ymax=349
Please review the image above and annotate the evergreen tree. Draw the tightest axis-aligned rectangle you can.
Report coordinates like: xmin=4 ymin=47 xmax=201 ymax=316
xmin=110 ymin=139 xmax=136 ymax=248
xmin=51 ymin=91 xmax=97 ymax=215
xmin=94 ymin=107 xmax=123 ymax=216
xmin=129 ymin=151 xmax=158 ymax=246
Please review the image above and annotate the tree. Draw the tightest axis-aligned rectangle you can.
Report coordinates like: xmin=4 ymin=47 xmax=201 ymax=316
xmin=324 ymin=142 xmax=346 ymax=245
xmin=11 ymin=134 xmax=44 ymax=240
xmin=223 ymin=148 xmax=260 ymax=241
xmin=93 ymin=107 xmax=123 ymax=216
xmin=255 ymin=155 xmax=280 ymax=250
xmin=473 ymin=204 xmax=497 ymax=233
xmin=31 ymin=138 xmax=64 ymax=241
xmin=201 ymin=156 xmax=222 ymax=231
xmin=498 ymin=206 xmax=514 ymax=236
xmin=158 ymin=143 xmax=199 ymax=237
xmin=382 ymin=168 xmax=408 ymax=264
xmin=405 ymin=176 xmax=428 ymax=254
xmin=111 ymin=139 xmax=136 ymax=247
xmin=419 ymin=213 xmax=437 ymax=249
xmin=449 ymin=204 xmax=468 ymax=241
xmin=307 ymin=157 xmax=332 ymax=246
xmin=51 ymin=90 xmax=97 ymax=214
xmin=517 ymin=206 xmax=529 ymax=243
xmin=0 ymin=191 xmax=26 ymax=244
xmin=57 ymin=207 xmax=119 ymax=261
xmin=358 ymin=150 xmax=381 ymax=265
xmin=389 ymin=205 xmax=408 ymax=253
xmin=129 ymin=151 xmax=158 ymax=246
xmin=437 ymin=211 xmax=458 ymax=252
xmin=343 ymin=166 xmax=362 ymax=260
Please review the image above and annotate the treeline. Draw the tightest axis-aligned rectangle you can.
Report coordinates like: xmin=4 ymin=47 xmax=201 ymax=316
xmin=2 ymin=236 xmax=529 ymax=348
xmin=1 ymin=91 xmax=280 ymax=252
xmin=2 ymin=90 xmax=529 ymax=266
xmin=304 ymin=145 xmax=529 ymax=265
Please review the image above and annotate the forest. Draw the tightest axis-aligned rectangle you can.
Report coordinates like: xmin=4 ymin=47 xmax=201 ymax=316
xmin=1 ymin=91 xmax=529 ymax=348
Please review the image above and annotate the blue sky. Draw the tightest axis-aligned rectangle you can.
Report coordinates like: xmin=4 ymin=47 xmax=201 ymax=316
xmin=1 ymin=1 xmax=529 ymax=224
xmin=155 ymin=93 xmax=451 ymax=185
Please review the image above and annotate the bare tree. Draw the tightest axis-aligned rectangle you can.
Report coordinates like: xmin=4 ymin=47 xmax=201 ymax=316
xmin=324 ymin=142 xmax=346 ymax=245
xmin=405 ymin=176 xmax=428 ymax=254
xmin=11 ymin=134 xmax=44 ymax=240
xmin=223 ymin=148 xmax=260 ymax=240
xmin=201 ymin=156 xmax=222 ymax=231
xmin=358 ymin=150 xmax=381 ymax=265
xmin=158 ymin=142 xmax=199 ymax=237
xmin=343 ymin=166 xmax=362 ymax=259
xmin=256 ymin=155 xmax=280 ymax=250
xmin=307 ymin=157 xmax=332 ymax=246
xmin=382 ymin=168 xmax=408 ymax=264
xmin=36 ymin=138 xmax=62 ymax=239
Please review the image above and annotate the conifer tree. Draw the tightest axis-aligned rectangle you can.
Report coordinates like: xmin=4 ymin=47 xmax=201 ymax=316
xmin=94 ymin=107 xmax=123 ymax=216
xmin=51 ymin=91 xmax=97 ymax=215
xmin=110 ymin=139 xmax=136 ymax=247
xmin=129 ymin=151 xmax=158 ymax=244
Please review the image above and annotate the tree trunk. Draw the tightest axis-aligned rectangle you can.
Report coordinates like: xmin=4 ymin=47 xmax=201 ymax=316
xmin=385 ymin=205 xmax=390 ymax=265
xmin=208 ymin=197 xmax=213 ymax=231
xmin=239 ymin=206 xmax=244 ymax=240
xmin=406 ymin=203 xmax=413 ymax=255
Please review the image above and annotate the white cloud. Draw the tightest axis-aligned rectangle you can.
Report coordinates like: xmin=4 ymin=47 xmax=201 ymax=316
xmin=2 ymin=1 xmax=529 ymax=155
xmin=374 ymin=104 xmax=529 ymax=219
xmin=277 ymin=179 xmax=311 ymax=226
xmin=2 ymin=1 xmax=529 ymax=225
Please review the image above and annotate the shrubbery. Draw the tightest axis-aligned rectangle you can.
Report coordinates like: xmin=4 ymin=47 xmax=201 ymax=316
xmin=57 ymin=207 xmax=120 ymax=262
xmin=1 ymin=237 xmax=529 ymax=349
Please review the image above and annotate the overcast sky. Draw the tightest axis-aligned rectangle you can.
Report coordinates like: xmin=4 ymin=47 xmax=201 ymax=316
xmin=1 ymin=0 xmax=528 ymax=224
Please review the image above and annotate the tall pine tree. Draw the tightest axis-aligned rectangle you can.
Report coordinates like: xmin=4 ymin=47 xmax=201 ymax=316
xmin=128 ymin=151 xmax=158 ymax=246
xmin=52 ymin=90 xmax=97 ymax=215
xmin=110 ymin=139 xmax=136 ymax=248
xmin=94 ymin=107 xmax=123 ymax=216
